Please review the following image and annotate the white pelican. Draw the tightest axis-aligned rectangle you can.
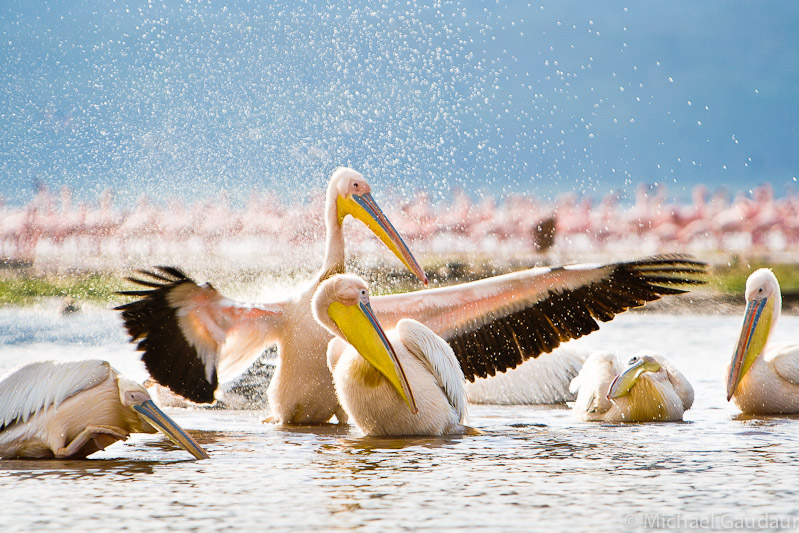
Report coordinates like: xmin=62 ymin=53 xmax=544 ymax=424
xmin=569 ymin=351 xmax=694 ymax=423
xmin=726 ymin=268 xmax=799 ymax=414
xmin=0 ymin=360 xmax=209 ymax=459
xmin=312 ymin=274 xmax=477 ymax=436
xmin=116 ymin=167 xmax=427 ymax=424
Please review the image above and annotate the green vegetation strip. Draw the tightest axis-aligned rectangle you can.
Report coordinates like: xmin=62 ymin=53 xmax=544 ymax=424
xmin=708 ymin=261 xmax=799 ymax=295
xmin=0 ymin=274 xmax=129 ymax=306
xmin=0 ymin=262 xmax=796 ymax=307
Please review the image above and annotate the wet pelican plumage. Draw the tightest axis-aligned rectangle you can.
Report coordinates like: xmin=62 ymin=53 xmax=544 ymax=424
xmin=0 ymin=360 xmax=208 ymax=459
xmin=569 ymin=351 xmax=694 ymax=423
xmin=313 ymin=274 xmax=477 ymax=436
xmin=116 ymin=168 xmax=427 ymax=424
xmin=726 ymin=268 xmax=799 ymax=414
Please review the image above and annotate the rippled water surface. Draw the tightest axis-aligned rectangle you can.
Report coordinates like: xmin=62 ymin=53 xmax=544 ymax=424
xmin=1 ymin=305 xmax=798 ymax=531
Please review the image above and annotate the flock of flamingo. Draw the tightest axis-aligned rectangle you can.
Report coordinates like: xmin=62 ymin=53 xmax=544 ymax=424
xmin=1 ymin=180 xmax=798 ymax=272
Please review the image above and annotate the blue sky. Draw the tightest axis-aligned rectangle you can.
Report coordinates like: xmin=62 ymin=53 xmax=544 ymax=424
xmin=1 ymin=1 xmax=797 ymax=206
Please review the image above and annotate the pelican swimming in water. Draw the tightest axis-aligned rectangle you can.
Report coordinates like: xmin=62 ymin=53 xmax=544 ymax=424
xmin=0 ymin=360 xmax=209 ymax=459
xmin=312 ymin=274 xmax=477 ymax=436
xmin=116 ymin=167 xmax=427 ymax=424
xmin=569 ymin=351 xmax=694 ymax=422
xmin=726 ymin=268 xmax=799 ymax=414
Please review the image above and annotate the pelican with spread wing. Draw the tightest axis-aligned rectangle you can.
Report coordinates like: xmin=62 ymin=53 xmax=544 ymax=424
xmin=727 ymin=269 xmax=799 ymax=414
xmin=313 ymin=274 xmax=477 ymax=436
xmin=0 ymin=360 xmax=208 ymax=460
xmin=116 ymin=168 xmax=427 ymax=424
xmin=314 ymin=264 xmax=703 ymax=433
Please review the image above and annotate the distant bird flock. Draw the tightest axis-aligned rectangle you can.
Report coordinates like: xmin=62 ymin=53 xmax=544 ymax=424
xmin=1 ymin=181 xmax=797 ymax=273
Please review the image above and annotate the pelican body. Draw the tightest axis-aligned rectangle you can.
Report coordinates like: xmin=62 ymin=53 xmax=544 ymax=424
xmin=116 ymin=168 xmax=427 ymax=424
xmin=313 ymin=275 xmax=475 ymax=436
xmin=0 ymin=360 xmax=208 ymax=459
xmin=569 ymin=351 xmax=694 ymax=423
xmin=727 ymin=269 xmax=799 ymax=414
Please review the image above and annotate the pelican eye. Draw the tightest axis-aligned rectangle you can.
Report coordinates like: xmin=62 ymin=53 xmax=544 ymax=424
xmin=628 ymin=356 xmax=639 ymax=365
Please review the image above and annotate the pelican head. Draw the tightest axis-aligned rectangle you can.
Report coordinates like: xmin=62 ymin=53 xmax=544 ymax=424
xmin=117 ymin=377 xmax=210 ymax=459
xmin=607 ymin=353 xmax=663 ymax=399
xmin=727 ymin=268 xmax=782 ymax=401
xmin=312 ymin=274 xmax=418 ymax=414
xmin=328 ymin=167 xmax=428 ymax=285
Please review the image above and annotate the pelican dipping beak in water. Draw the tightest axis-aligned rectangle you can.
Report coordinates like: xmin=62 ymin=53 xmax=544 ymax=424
xmin=116 ymin=167 xmax=427 ymax=424
xmin=727 ymin=269 xmax=799 ymax=414
xmin=569 ymin=351 xmax=693 ymax=422
xmin=0 ymin=360 xmax=209 ymax=460
xmin=313 ymin=274 xmax=477 ymax=436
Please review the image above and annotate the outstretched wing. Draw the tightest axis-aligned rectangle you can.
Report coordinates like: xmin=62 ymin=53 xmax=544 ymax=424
xmin=115 ymin=267 xmax=286 ymax=403
xmin=0 ymin=360 xmax=112 ymax=430
xmin=396 ymin=319 xmax=468 ymax=423
xmin=373 ymin=255 xmax=706 ymax=381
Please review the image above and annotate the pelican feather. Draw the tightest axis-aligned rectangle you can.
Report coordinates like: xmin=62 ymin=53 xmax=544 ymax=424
xmin=0 ymin=360 xmax=111 ymax=430
xmin=397 ymin=318 xmax=468 ymax=424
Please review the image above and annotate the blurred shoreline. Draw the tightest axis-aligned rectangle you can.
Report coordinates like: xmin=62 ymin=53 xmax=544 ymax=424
xmin=1 ymin=252 xmax=797 ymax=316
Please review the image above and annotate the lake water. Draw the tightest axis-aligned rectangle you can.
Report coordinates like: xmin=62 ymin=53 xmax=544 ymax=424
xmin=1 ymin=304 xmax=798 ymax=531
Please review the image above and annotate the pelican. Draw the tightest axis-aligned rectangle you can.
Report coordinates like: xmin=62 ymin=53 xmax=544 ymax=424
xmin=0 ymin=360 xmax=209 ymax=459
xmin=312 ymin=274 xmax=477 ymax=436
xmin=116 ymin=167 xmax=427 ymax=424
xmin=569 ymin=351 xmax=694 ymax=422
xmin=726 ymin=268 xmax=799 ymax=414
